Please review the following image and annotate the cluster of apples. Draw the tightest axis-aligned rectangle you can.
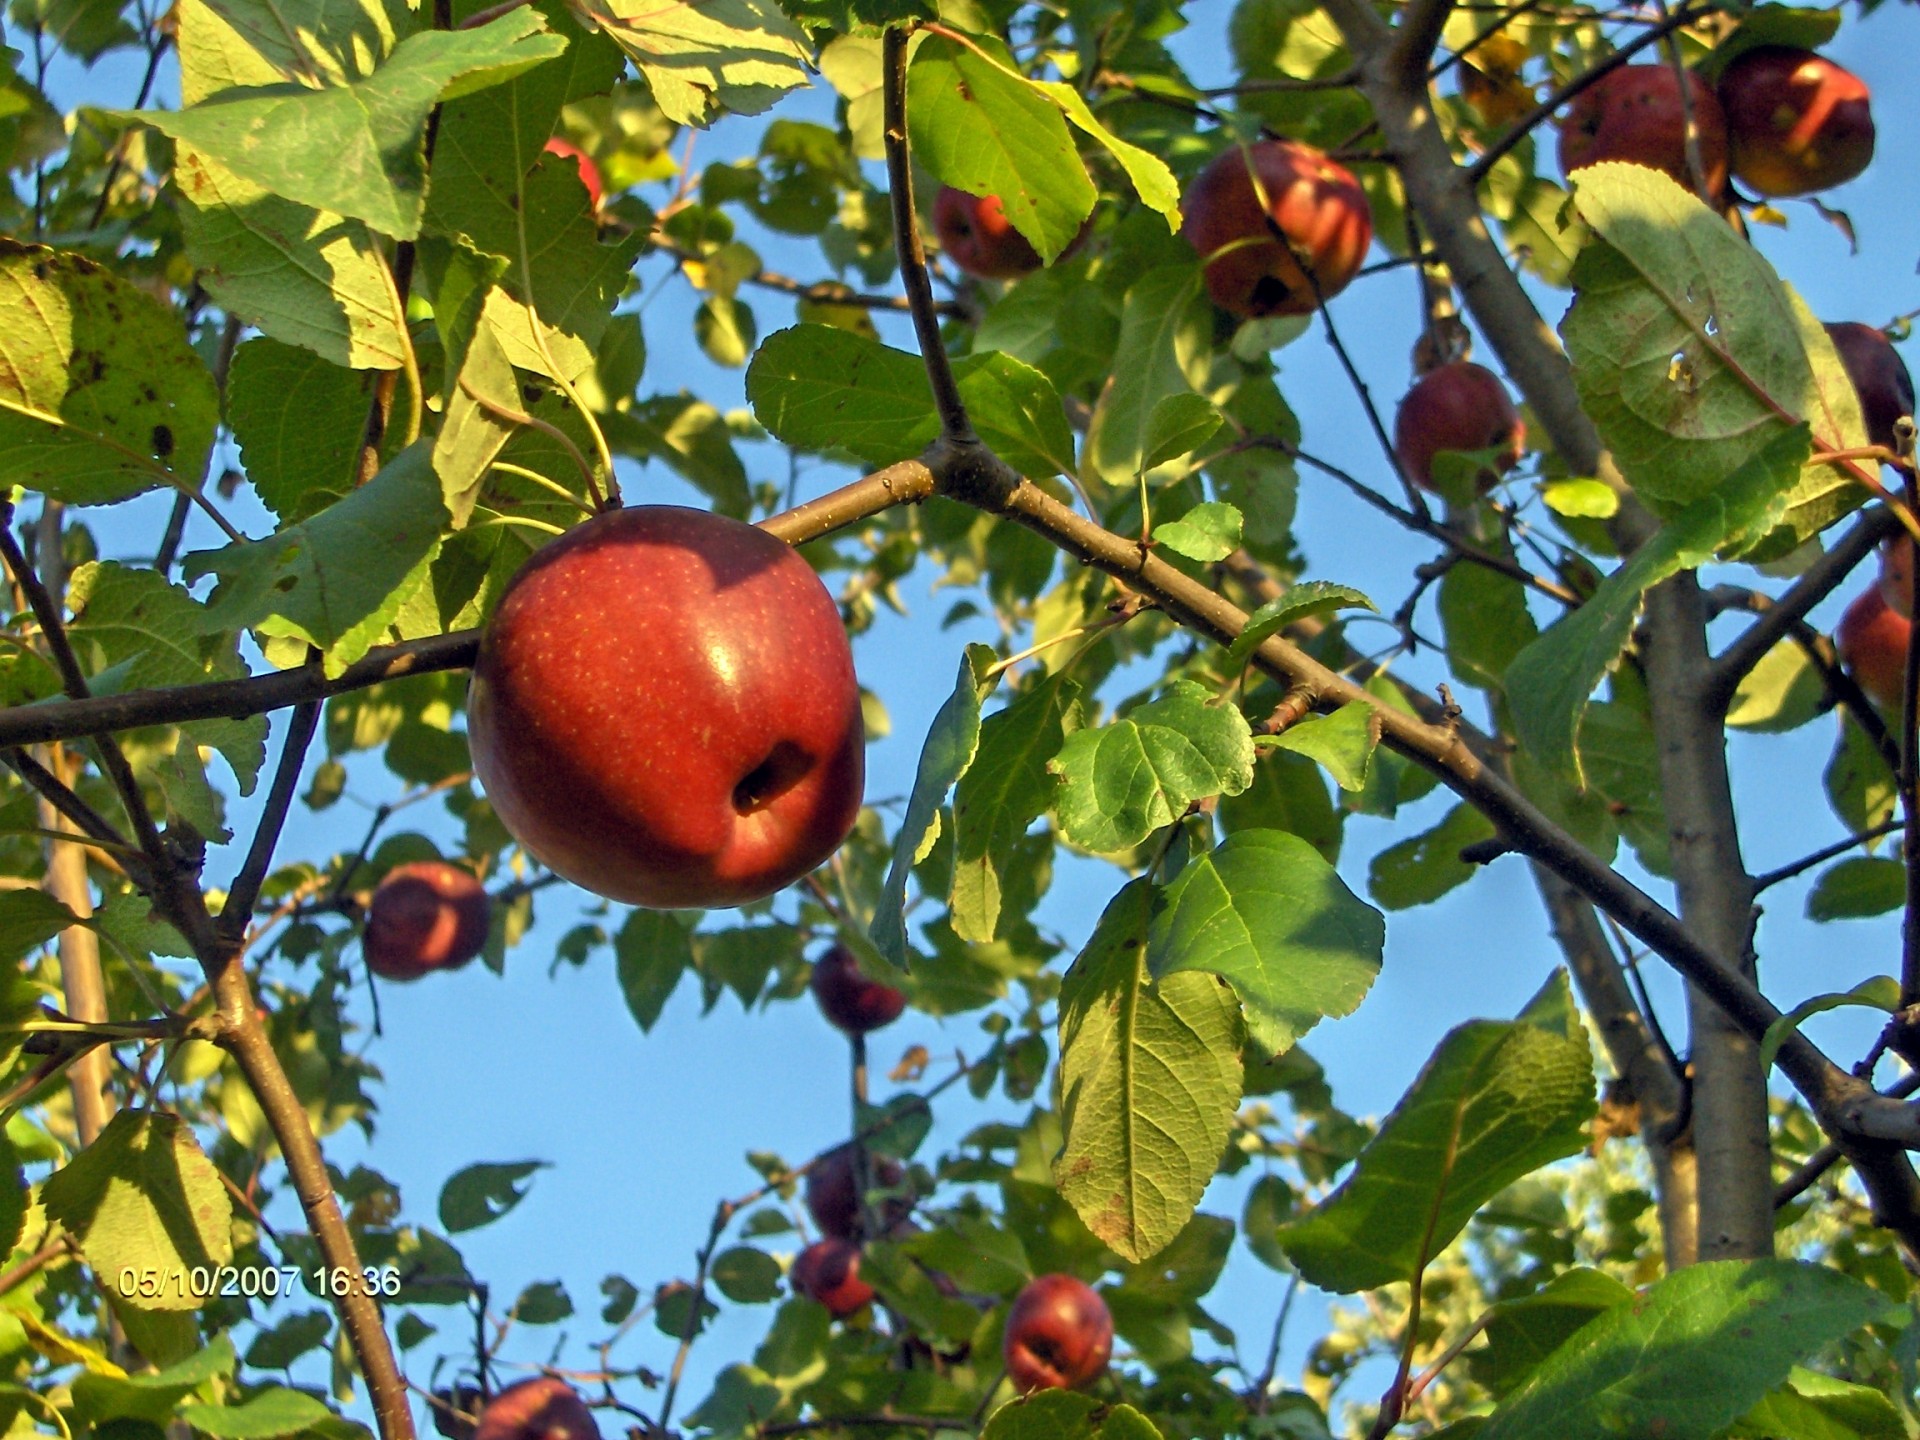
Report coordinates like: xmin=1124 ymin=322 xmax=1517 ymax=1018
xmin=1556 ymin=45 xmax=1874 ymax=203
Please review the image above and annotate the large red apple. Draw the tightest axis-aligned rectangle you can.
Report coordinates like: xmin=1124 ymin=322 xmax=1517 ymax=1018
xmin=1180 ymin=139 xmax=1373 ymax=318
xmin=790 ymin=1237 xmax=874 ymax=1318
xmin=543 ymin=138 xmax=604 ymax=209
xmin=1558 ymin=64 xmax=1729 ymax=200
xmin=473 ymin=1379 xmax=600 ymax=1440
xmin=1392 ymin=360 xmax=1525 ymax=493
xmin=363 ymin=861 xmax=490 ymax=981
xmin=1002 ymin=1274 xmax=1113 ymax=1393
xmin=1825 ymin=321 xmax=1913 ymax=460
xmin=1837 ymin=586 xmax=1910 ymax=715
xmin=805 ymin=1144 xmax=907 ymax=1241
xmin=466 ymin=506 xmax=865 ymax=909
xmin=1717 ymin=47 xmax=1873 ymax=197
xmin=810 ymin=943 xmax=906 ymax=1034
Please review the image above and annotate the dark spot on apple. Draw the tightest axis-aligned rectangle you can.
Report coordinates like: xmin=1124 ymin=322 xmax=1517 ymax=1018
xmin=151 ymin=423 xmax=173 ymax=458
xmin=733 ymin=741 xmax=811 ymax=814
xmin=1250 ymin=276 xmax=1296 ymax=312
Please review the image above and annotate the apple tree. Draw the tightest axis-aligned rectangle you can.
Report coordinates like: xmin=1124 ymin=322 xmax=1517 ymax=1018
xmin=0 ymin=0 xmax=1914 ymax=1437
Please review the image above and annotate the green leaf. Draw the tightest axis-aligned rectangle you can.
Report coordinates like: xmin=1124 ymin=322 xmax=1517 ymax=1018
xmin=1265 ymin=703 xmax=1378 ymax=792
xmin=174 ymin=141 xmax=409 ymax=370
xmin=227 ymin=340 xmax=368 ymax=522
xmin=127 ymin=11 xmax=566 ymax=239
xmin=572 ymin=0 xmax=810 ymax=127
xmin=1478 ymin=1260 xmax=1901 ymax=1440
xmin=1504 ymin=426 xmax=1810 ymax=782
xmin=870 ymin=644 xmax=996 ymax=967
xmin=0 ymin=890 xmax=79 ymax=963
xmin=897 ymin=1215 xmax=1029 ymax=1297
xmin=950 ymin=352 xmax=1078 ymax=480
xmin=510 ymin=1281 xmax=572 ymax=1324
xmin=75 ymin=1337 xmax=238 ymax=1424
xmin=695 ymin=294 xmax=756 ymax=368
xmin=1439 ymin=557 xmax=1538 ymax=692
xmin=1055 ymin=881 xmax=1243 ymax=1264
xmin=907 ymin=34 xmax=1094 ymax=263
xmin=1084 ymin=264 xmax=1211 ymax=486
xmin=1563 ymin=164 xmax=1865 ymax=545
xmin=1277 ymin=972 xmax=1594 ymax=1293
xmin=1727 ymin=636 xmax=1827 ymax=733
xmin=1223 ymin=582 xmax=1376 ymax=676
xmin=1468 ymin=1269 xmax=1633 ymax=1400
xmin=242 ymin=1312 xmax=332 ymax=1372
xmin=1367 ymin=801 xmax=1498 ymax=910
xmin=1729 ymin=1368 xmax=1908 ymax=1440
xmin=615 ymin=911 xmax=690 ymax=1032
xmin=1154 ymin=500 xmax=1241 ymax=562
xmin=183 ymin=440 xmax=450 ymax=676
xmin=437 ymin=1160 xmax=545 ymax=1233
xmin=710 ymin=1247 xmax=781 ymax=1304
xmin=1141 ymin=394 xmax=1225 ymax=474
xmin=1806 ymin=857 xmax=1905 ymax=921
xmin=613 ymin=396 xmax=750 ymax=518
xmin=982 ymin=1392 xmax=1162 ymax=1440
xmin=1032 ymin=79 xmax=1180 ymax=225
xmin=0 ymin=1134 xmax=22 ymax=1263
xmin=1050 ymin=680 xmax=1255 ymax=853
xmin=950 ymin=673 xmax=1080 ymax=943
xmin=1758 ymin=976 xmax=1898 ymax=1074
xmin=1150 ymin=828 xmax=1383 ymax=1057
xmin=1539 ymin=478 xmax=1619 ymax=519
xmin=0 ymin=241 xmax=218 ymax=505
xmin=41 ymin=1111 xmax=235 ymax=1311
xmin=179 ymin=1388 xmax=334 ymax=1439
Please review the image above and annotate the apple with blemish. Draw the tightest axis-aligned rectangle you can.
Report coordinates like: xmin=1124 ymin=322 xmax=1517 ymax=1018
xmin=467 ymin=506 xmax=864 ymax=909
xmin=1718 ymin=46 xmax=1873 ymax=197
xmin=1557 ymin=64 xmax=1729 ymax=200
xmin=1002 ymin=1274 xmax=1113 ymax=1393
xmin=363 ymin=861 xmax=490 ymax=981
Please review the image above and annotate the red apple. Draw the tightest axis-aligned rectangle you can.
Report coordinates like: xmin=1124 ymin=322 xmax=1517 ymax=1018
xmin=1557 ymin=64 xmax=1729 ymax=200
xmin=543 ymin=138 xmax=604 ymax=209
xmin=810 ymin=943 xmax=906 ymax=1034
xmin=931 ymin=188 xmax=1044 ymax=280
xmin=1180 ymin=139 xmax=1373 ymax=318
xmin=1837 ymin=586 xmax=1910 ymax=714
xmin=1393 ymin=360 xmax=1526 ymax=493
xmin=1002 ymin=1274 xmax=1113 ymax=1393
xmin=466 ymin=506 xmax=865 ymax=909
xmin=1825 ymin=321 xmax=1913 ymax=460
xmin=363 ymin=861 xmax=490 ymax=981
xmin=1718 ymin=47 xmax=1873 ymax=197
xmin=805 ymin=1144 xmax=907 ymax=1241
xmin=1881 ymin=540 xmax=1915 ymax=621
xmin=473 ymin=1379 xmax=600 ymax=1440
xmin=790 ymin=1237 xmax=874 ymax=1318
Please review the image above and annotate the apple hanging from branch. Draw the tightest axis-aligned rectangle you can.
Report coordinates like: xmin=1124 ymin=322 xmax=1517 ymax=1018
xmin=362 ymin=862 xmax=490 ymax=982
xmin=473 ymin=1379 xmax=600 ymax=1440
xmin=1393 ymin=360 xmax=1526 ymax=494
xmin=1717 ymin=47 xmax=1874 ymax=197
xmin=1557 ymin=64 xmax=1729 ymax=200
xmin=810 ymin=943 xmax=906 ymax=1034
xmin=790 ymin=1237 xmax=875 ymax=1319
xmin=1002 ymin=1274 xmax=1113 ymax=1393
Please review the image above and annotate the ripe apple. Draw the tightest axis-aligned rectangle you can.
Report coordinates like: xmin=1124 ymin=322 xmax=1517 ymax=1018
xmin=1002 ymin=1274 xmax=1113 ymax=1393
xmin=543 ymin=138 xmax=604 ymax=209
xmin=1180 ymin=139 xmax=1373 ymax=318
xmin=805 ymin=1144 xmax=907 ymax=1241
xmin=466 ymin=506 xmax=865 ymax=910
xmin=1825 ymin=321 xmax=1913 ymax=460
xmin=1836 ymin=586 xmax=1911 ymax=715
xmin=1392 ymin=360 xmax=1526 ymax=493
xmin=1557 ymin=64 xmax=1729 ymax=200
xmin=931 ymin=188 xmax=1044 ymax=280
xmin=1717 ymin=47 xmax=1873 ymax=197
xmin=790 ymin=1237 xmax=874 ymax=1318
xmin=363 ymin=861 xmax=490 ymax=981
xmin=810 ymin=943 xmax=906 ymax=1034
xmin=1880 ymin=539 xmax=1916 ymax=621
xmin=473 ymin=1379 xmax=600 ymax=1440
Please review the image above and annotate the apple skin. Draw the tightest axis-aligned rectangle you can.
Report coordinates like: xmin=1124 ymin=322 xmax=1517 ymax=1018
xmin=1393 ymin=361 xmax=1525 ymax=493
xmin=1718 ymin=47 xmax=1873 ymax=197
xmin=1557 ymin=64 xmax=1729 ymax=200
xmin=1002 ymin=1274 xmax=1113 ymax=1393
xmin=1880 ymin=539 xmax=1916 ymax=621
xmin=473 ymin=1379 xmax=600 ymax=1440
xmin=363 ymin=861 xmax=490 ymax=981
xmin=543 ymin=138 xmax=604 ymax=209
xmin=810 ymin=943 xmax=906 ymax=1034
xmin=1825 ymin=322 xmax=1914 ymax=460
xmin=466 ymin=506 xmax=865 ymax=910
xmin=805 ymin=1144 xmax=907 ymax=1241
xmin=931 ymin=188 xmax=1045 ymax=280
xmin=1837 ymin=586 xmax=1910 ymax=715
xmin=790 ymin=1237 xmax=875 ymax=1318
xmin=1180 ymin=139 xmax=1373 ymax=318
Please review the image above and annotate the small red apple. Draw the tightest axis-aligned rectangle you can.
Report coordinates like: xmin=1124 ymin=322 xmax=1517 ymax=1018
xmin=790 ymin=1237 xmax=874 ymax=1318
xmin=1181 ymin=139 xmax=1373 ymax=318
xmin=805 ymin=1144 xmax=907 ymax=1241
xmin=1837 ymin=586 xmax=1910 ymax=714
xmin=810 ymin=943 xmax=906 ymax=1034
xmin=473 ymin=1379 xmax=600 ymax=1440
xmin=1558 ymin=64 xmax=1729 ymax=200
xmin=1002 ymin=1274 xmax=1113 ymax=1393
xmin=466 ymin=507 xmax=865 ymax=909
xmin=363 ymin=861 xmax=490 ymax=981
xmin=1392 ymin=360 xmax=1526 ymax=493
xmin=1717 ymin=47 xmax=1873 ymax=197
xmin=1825 ymin=321 xmax=1913 ymax=460
xmin=931 ymin=188 xmax=1044 ymax=280
xmin=543 ymin=138 xmax=604 ymax=209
